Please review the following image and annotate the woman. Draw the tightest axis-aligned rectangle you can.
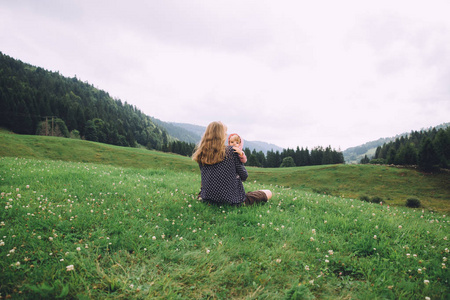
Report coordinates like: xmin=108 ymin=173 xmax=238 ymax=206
xmin=192 ymin=121 xmax=272 ymax=205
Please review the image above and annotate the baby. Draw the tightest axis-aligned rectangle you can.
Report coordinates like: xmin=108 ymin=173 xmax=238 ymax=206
xmin=228 ymin=133 xmax=247 ymax=164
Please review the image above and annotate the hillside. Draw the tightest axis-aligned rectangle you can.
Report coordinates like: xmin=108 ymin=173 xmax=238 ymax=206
xmin=0 ymin=52 xmax=169 ymax=149
xmin=344 ymin=122 xmax=450 ymax=163
xmin=1 ymin=130 xmax=448 ymax=213
xmin=151 ymin=119 xmax=202 ymax=144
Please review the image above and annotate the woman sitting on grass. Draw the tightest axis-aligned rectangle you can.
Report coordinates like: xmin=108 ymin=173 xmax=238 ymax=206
xmin=192 ymin=121 xmax=272 ymax=205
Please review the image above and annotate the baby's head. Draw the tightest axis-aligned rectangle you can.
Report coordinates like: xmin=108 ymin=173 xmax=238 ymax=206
xmin=228 ymin=134 xmax=241 ymax=147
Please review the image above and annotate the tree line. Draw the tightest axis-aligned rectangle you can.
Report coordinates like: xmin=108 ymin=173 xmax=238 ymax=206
xmin=243 ymin=145 xmax=344 ymax=168
xmin=360 ymin=126 xmax=450 ymax=171
xmin=163 ymin=143 xmax=344 ymax=168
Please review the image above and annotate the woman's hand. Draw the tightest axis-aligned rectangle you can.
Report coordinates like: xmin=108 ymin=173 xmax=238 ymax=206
xmin=232 ymin=146 xmax=244 ymax=156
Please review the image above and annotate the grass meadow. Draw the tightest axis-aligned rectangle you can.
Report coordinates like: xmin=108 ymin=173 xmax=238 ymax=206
xmin=0 ymin=132 xmax=449 ymax=299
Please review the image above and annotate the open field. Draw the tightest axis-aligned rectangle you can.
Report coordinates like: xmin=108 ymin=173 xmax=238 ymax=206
xmin=0 ymin=131 xmax=449 ymax=299
xmin=250 ymin=164 xmax=450 ymax=213
xmin=1 ymin=130 xmax=449 ymax=213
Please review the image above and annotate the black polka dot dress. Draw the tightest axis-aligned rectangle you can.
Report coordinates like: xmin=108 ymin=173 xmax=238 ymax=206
xmin=199 ymin=146 xmax=248 ymax=205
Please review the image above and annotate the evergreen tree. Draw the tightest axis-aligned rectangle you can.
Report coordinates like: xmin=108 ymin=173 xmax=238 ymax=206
xmin=386 ymin=147 xmax=396 ymax=164
xmin=247 ymin=151 xmax=261 ymax=167
xmin=310 ymin=147 xmax=324 ymax=165
xmin=266 ymin=150 xmax=281 ymax=168
xmin=418 ymin=138 xmax=439 ymax=171
xmin=360 ymin=155 xmax=370 ymax=164
xmin=322 ymin=146 xmax=333 ymax=165
xmin=433 ymin=128 xmax=450 ymax=168
xmin=255 ymin=150 xmax=266 ymax=167
xmin=395 ymin=143 xmax=417 ymax=165
xmin=84 ymin=120 xmax=98 ymax=142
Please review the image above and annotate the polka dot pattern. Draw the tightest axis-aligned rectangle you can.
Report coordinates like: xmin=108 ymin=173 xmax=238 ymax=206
xmin=199 ymin=146 xmax=248 ymax=204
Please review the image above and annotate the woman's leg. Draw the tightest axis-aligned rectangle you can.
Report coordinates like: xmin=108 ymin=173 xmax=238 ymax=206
xmin=261 ymin=190 xmax=272 ymax=200
xmin=244 ymin=190 xmax=272 ymax=205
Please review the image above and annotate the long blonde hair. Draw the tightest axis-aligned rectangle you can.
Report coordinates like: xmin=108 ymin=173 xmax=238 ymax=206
xmin=192 ymin=121 xmax=227 ymax=165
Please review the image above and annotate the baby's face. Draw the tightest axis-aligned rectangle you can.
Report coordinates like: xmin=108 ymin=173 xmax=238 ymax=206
xmin=229 ymin=137 xmax=240 ymax=147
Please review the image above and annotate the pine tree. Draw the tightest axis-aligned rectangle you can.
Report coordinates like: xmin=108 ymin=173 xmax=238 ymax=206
xmin=418 ymin=138 xmax=439 ymax=171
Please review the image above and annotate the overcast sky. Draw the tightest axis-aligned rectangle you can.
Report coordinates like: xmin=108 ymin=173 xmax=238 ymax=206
xmin=1 ymin=0 xmax=449 ymax=150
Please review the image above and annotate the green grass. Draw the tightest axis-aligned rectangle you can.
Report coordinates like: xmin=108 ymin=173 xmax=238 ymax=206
xmin=0 ymin=131 xmax=449 ymax=299
xmin=250 ymin=164 xmax=450 ymax=213
xmin=0 ymin=129 xmax=197 ymax=173
xmin=1 ymin=131 xmax=449 ymax=212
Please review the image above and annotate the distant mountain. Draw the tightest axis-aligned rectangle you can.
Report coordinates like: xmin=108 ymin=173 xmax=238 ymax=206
xmin=343 ymin=122 xmax=450 ymax=163
xmin=155 ymin=120 xmax=284 ymax=153
xmin=343 ymin=137 xmax=397 ymax=164
xmin=170 ymin=122 xmax=206 ymax=137
xmin=151 ymin=119 xmax=201 ymax=144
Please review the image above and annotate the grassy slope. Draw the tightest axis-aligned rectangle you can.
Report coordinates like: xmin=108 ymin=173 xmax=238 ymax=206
xmin=0 ymin=130 xmax=197 ymax=172
xmin=1 ymin=131 xmax=449 ymax=299
xmin=250 ymin=164 xmax=450 ymax=212
xmin=2 ymin=157 xmax=447 ymax=299
xmin=1 ymin=130 xmax=449 ymax=212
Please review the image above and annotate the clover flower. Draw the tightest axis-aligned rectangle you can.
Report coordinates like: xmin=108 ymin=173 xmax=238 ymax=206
xmin=66 ymin=265 xmax=74 ymax=272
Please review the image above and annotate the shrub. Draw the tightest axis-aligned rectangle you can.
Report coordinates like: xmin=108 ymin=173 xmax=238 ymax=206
xmin=371 ymin=196 xmax=383 ymax=204
xmin=359 ymin=195 xmax=371 ymax=202
xmin=280 ymin=156 xmax=296 ymax=168
xmin=70 ymin=129 xmax=81 ymax=139
xmin=406 ymin=198 xmax=421 ymax=208
xmin=370 ymin=158 xmax=386 ymax=165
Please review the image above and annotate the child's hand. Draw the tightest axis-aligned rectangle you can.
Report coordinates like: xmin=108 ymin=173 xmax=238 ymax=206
xmin=232 ymin=146 xmax=243 ymax=156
